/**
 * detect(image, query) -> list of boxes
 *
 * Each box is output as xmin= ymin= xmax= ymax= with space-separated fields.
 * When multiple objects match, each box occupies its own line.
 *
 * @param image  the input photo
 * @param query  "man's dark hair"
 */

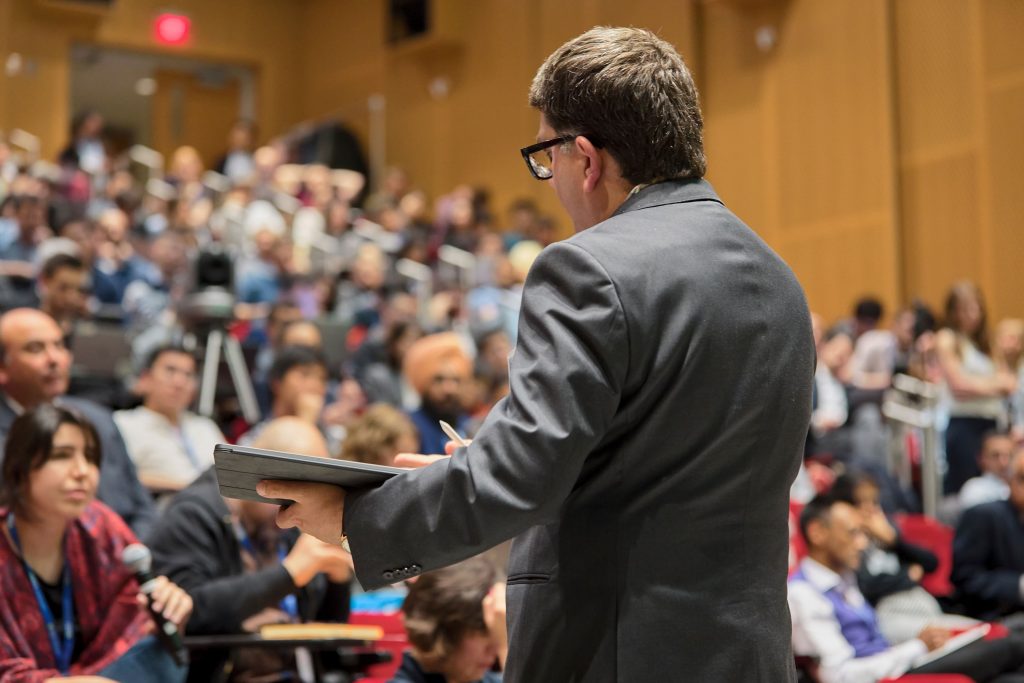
xmin=830 ymin=470 xmax=879 ymax=507
xmin=799 ymin=493 xmax=840 ymax=546
xmin=40 ymin=253 xmax=84 ymax=280
xmin=528 ymin=26 xmax=706 ymax=185
xmin=142 ymin=343 xmax=195 ymax=372
xmin=269 ymin=345 xmax=327 ymax=384
xmin=0 ymin=404 xmax=101 ymax=518
xmin=854 ymin=297 xmax=884 ymax=324
xmin=401 ymin=556 xmax=498 ymax=666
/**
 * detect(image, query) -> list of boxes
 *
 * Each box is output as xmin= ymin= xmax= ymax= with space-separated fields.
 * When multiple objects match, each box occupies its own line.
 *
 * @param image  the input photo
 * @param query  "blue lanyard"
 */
xmin=234 ymin=523 xmax=299 ymax=620
xmin=7 ymin=515 xmax=75 ymax=673
xmin=174 ymin=425 xmax=203 ymax=473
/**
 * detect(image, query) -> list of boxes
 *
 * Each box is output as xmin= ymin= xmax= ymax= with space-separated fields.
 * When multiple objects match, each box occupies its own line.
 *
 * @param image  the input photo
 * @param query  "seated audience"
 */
xmin=0 ymin=308 xmax=156 ymax=538
xmin=0 ymin=404 xmax=191 ymax=682
xmin=114 ymin=344 xmax=225 ymax=493
xmin=240 ymin=345 xmax=329 ymax=446
xmin=340 ymin=403 xmax=419 ymax=467
xmin=393 ymin=557 xmax=506 ymax=683
xmin=37 ymin=253 xmax=89 ymax=337
xmin=359 ymin=319 xmax=423 ymax=408
xmin=960 ymin=431 xmax=1014 ymax=511
xmin=833 ymin=471 xmax=976 ymax=644
xmin=403 ymin=333 xmax=473 ymax=455
xmin=936 ymin=282 xmax=1016 ymax=495
xmin=953 ymin=445 xmax=1024 ymax=621
xmin=148 ymin=417 xmax=353 ymax=683
xmin=790 ymin=494 xmax=1024 ymax=683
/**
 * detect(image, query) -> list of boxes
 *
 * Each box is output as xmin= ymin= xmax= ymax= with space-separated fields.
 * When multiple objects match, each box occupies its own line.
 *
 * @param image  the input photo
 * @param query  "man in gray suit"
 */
xmin=260 ymin=27 xmax=814 ymax=681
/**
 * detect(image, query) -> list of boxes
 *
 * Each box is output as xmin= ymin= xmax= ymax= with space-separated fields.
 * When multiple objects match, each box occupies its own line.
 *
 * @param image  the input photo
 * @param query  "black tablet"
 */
xmin=213 ymin=443 xmax=405 ymax=505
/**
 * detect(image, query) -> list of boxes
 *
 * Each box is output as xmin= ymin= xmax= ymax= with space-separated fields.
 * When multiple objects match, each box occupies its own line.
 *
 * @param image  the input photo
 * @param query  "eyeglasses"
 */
xmin=520 ymin=134 xmax=602 ymax=180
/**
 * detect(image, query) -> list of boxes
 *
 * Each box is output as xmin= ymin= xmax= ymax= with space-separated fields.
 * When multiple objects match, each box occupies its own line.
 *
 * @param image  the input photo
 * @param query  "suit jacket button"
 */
xmin=383 ymin=571 xmax=395 ymax=581
xmin=410 ymin=564 xmax=421 ymax=574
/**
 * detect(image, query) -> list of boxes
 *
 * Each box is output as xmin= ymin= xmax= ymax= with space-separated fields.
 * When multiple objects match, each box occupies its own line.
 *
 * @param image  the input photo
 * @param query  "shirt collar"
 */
xmin=799 ymin=557 xmax=848 ymax=593
xmin=2 ymin=393 xmax=24 ymax=416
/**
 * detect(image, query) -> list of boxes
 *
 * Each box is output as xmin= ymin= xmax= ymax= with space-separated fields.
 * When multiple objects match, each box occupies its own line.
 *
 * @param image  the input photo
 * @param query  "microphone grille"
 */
xmin=121 ymin=543 xmax=152 ymax=573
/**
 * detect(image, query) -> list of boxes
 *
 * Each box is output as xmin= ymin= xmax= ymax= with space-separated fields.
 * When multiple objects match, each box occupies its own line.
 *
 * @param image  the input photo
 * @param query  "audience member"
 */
xmin=213 ymin=119 xmax=257 ymax=185
xmin=240 ymin=345 xmax=328 ymax=446
xmin=393 ymin=556 xmax=506 ymax=683
xmin=402 ymin=332 xmax=473 ymax=454
xmin=0 ymin=404 xmax=191 ymax=681
xmin=0 ymin=308 xmax=156 ymax=537
xmin=952 ymin=445 xmax=1024 ymax=621
xmin=340 ymin=403 xmax=419 ymax=467
xmin=790 ymin=495 xmax=1024 ymax=683
xmin=114 ymin=344 xmax=224 ymax=494
xmin=995 ymin=319 xmax=1024 ymax=445
xmin=960 ymin=431 xmax=1014 ymax=510
xmin=359 ymin=319 xmax=423 ymax=408
xmin=832 ymin=472 xmax=975 ymax=644
xmin=148 ymin=417 xmax=352 ymax=683
xmin=937 ymin=282 xmax=1017 ymax=494
xmin=37 ymin=252 xmax=89 ymax=336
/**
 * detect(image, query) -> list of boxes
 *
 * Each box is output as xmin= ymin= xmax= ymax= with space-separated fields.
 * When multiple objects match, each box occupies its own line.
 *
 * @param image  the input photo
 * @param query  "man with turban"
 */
xmin=403 ymin=332 xmax=473 ymax=455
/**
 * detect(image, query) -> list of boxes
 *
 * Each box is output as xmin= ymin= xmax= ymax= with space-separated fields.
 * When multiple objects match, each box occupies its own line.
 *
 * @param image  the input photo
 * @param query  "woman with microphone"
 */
xmin=0 ymin=404 xmax=192 ymax=682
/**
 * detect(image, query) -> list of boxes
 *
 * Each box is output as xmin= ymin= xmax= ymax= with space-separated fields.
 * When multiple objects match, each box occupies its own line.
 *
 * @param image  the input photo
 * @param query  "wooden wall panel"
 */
xmin=895 ymin=0 xmax=1024 ymax=324
xmin=701 ymin=0 xmax=900 ymax=322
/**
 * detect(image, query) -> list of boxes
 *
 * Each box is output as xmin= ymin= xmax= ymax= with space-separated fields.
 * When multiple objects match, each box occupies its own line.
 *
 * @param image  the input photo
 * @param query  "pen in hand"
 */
xmin=439 ymin=420 xmax=469 ymax=448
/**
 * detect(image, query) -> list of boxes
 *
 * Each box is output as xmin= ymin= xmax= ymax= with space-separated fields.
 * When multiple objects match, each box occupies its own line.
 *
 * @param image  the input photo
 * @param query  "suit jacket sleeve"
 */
xmin=344 ymin=241 xmax=629 ymax=589
xmin=952 ymin=505 xmax=1023 ymax=608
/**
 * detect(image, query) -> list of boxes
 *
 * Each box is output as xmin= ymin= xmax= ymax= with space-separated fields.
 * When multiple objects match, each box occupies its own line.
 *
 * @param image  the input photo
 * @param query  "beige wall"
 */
xmin=1 ymin=0 xmax=304 ymax=160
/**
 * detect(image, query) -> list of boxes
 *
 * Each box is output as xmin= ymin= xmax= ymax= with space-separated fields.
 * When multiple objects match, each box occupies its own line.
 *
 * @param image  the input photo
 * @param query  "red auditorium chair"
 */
xmin=349 ymin=611 xmax=408 ymax=682
xmin=896 ymin=513 xmax=955 ymax=598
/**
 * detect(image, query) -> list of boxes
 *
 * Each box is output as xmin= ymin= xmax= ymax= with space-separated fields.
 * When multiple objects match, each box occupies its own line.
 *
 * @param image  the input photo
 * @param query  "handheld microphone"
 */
xmin=121 ymin=543 xmax=189 ymax=667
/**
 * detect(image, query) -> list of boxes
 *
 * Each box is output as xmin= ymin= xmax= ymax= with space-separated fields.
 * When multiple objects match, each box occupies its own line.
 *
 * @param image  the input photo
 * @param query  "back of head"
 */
xmin=340 ymin=403 xmax=418 ymax=466
xmin=528 ymin=26 xmax=706 ymax=185
xmin=402 ymin=556 xmax=497 ymax=666
xmin=252 ymin=416 xmax=330 ymax=459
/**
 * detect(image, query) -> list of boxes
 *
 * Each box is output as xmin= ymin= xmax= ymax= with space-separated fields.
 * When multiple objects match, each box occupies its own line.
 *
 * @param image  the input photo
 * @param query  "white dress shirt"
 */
xmin=789 ymin=557 xmax=927 ymax=683
xmin=959 ymin=472 xmax=1010 ymax=510
xmin=113 ymin=405 xmax=224 ymax=487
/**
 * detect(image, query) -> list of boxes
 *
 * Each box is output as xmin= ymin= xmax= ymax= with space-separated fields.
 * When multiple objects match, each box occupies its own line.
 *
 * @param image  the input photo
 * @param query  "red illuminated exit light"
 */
xmin=154 ymin=13 xmax=191 ymax=46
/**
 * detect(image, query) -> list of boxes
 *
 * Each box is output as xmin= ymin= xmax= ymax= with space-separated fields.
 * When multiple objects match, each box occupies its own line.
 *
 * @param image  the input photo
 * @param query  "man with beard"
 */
xmin=403 ymin=332 xmax=472 ymax=455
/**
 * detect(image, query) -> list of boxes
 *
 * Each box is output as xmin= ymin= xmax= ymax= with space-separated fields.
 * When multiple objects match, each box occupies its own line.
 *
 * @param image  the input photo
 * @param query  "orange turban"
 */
xmin=403 ymin=332 xmax=473 ymax=396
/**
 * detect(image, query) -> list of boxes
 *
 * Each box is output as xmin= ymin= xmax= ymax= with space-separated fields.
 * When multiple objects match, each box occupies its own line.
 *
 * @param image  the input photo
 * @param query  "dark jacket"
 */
xmin=148 ymin=467 xmax=351 ymax=682
xmin=952 ymin=500 xmax=1024 ymax=620
xmin=857 ymin=532 xmax=939 ymax=605
xmin=0 ymin=392 xmax=157 ymax=539
xmin=344 ymin=179 xmax=815 ymax=682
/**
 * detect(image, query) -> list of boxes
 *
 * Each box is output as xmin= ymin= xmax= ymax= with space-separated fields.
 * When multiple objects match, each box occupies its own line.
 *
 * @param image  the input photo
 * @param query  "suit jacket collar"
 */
xmin=612 ymin=177 xmax=722 ymax=218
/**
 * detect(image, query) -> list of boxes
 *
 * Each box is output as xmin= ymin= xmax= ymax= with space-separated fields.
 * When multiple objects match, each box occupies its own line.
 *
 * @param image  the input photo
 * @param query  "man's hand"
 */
xmin=257 ymin=480 xmax=346 ymax=546
xmin=140 ymin=576 xmax=193 ymax=628
xmin=393 ymin=439 xmax=471 ymax=469
xmin=282 ymin=533 xmax=354 ymax=587
xmin=483 ymin=581 xmax=508 ymax=669
xmin=917 ymin=626 xmax=952 ymax=652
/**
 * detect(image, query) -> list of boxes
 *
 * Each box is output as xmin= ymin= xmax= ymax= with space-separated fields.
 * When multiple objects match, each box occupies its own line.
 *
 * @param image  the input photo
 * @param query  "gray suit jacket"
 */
xmin=345 ymin=179 xmax=814 ymax=682
xmin=0 ymin=392 xmax=157 ymax=539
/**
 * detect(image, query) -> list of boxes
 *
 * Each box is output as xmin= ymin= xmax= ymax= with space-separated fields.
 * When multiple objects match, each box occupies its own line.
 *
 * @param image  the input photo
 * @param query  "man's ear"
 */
xmin=806 ymin=517 xmax=829 ymax=549
xmin=576 ymin=136 xmax=603 ymax=193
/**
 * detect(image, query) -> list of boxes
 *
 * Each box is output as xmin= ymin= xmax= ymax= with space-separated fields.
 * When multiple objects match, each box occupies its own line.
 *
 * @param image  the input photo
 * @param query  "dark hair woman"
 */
xmin=0 ymin=405 xmax=191 ymax=682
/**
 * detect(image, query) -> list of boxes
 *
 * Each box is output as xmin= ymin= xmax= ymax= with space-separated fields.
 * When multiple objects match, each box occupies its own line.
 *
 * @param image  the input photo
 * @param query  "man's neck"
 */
xmin=145 ymin=401 xmax=182 ymax=425
xmin=807 ymin=550 xmax=845 ymax=576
